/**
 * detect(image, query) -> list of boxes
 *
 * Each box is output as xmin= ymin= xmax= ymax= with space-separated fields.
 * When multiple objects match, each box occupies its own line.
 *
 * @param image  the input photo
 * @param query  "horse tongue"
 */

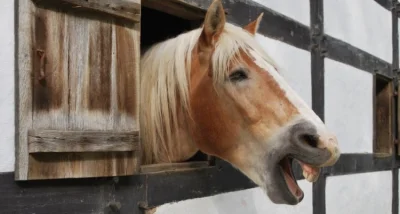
xmin=298 ymin=161 xmax=320 ymax=182
xmin=282 ymin=158 xmax=303 ymax=199
xmin=283 ymin=170 xmax=303 ymax=198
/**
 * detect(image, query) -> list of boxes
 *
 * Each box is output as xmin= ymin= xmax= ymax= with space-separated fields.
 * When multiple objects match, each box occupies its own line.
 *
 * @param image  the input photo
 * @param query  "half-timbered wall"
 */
xmin=0 ymin=0 xmax=398 ymax=213
xmin=152 ymin=0 xmax=397 ymax=213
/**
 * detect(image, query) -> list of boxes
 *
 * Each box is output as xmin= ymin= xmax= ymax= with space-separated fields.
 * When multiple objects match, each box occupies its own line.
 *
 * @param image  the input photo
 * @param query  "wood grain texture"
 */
xmin=87 ymin=21 xmax=112 ymax=112
xmin=140 ymin=161 xmax=210 ymax=174
xmin=28 ymin=130 xmax=139 ymax=153
xmin=16 ymin=0 xmax=35 ymax=180
xmin=16 ymin=0 xmax=141 ymax=180
xmin=116 ymin=25 xmax=138 ymax=116
xmin=142 ymin=0 xmax=207 ymax=20
xmin=32 ymin=0 xmax=141 ymax=23
xmin=373 ymin=76 xmax=393 ymax=157
xmin=32 ymin=8 xmax=66 ymax=112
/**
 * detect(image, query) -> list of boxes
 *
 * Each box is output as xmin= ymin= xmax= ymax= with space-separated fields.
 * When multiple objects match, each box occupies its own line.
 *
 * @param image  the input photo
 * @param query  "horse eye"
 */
xmin=229 ymin=70 xmax=248 ymax=82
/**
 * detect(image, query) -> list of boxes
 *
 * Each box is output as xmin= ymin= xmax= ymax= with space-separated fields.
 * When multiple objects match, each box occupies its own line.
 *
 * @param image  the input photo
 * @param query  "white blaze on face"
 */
xmin=248 ymin=48 xmax=328 ymax=135
xmin=248 ymin=48 xmax=340 ymax=183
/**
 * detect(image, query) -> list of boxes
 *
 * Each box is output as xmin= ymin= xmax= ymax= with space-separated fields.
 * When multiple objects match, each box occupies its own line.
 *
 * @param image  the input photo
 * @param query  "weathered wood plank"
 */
xmin=28 ymin=130 xmax=139 ymax=153
xmin=28 ymin=152 xmax=139 ymax=180
xmin=16 ymin=0 xmax=35 ymax=180
xmin=86 ymin=20 xmax=112 ymax=112
xmin=115 ymin=24 xmax=138 ymax=117
xmin=140 ymin=161 xmax=210 ymax=174
xmin=32 ymin=9 xmax=66 ymax=112
xmin=28 ymin=5 xmax=72 ymax=180
xmin=142 ymin=0 xmax=207 ymax=20
xmin=373 ymin=75 xmax=393 ymax=157
xmin=32 ymin=0 xmax=141 ymax=23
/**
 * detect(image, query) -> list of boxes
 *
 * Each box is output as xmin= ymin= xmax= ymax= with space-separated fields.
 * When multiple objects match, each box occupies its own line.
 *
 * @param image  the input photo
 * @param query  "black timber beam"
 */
xmin=0 ymin=154 xmax=397 ymax=213
xmin=145 ymin=0 xmax=394 ymax=78
xmin=375 ymin=0 xmax=393 ymax=10
xmin=309 ymin=0 xmax=326 ymax=213
xmin=391 ymin=0 xmax=399 ymax=213
xmin=323 ymin=35 xmax=392 ymax=78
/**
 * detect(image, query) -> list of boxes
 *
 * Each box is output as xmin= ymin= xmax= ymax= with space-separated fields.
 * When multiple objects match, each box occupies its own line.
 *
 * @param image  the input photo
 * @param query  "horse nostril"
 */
xmin=300 ymin=134 xmax=318 ymax=148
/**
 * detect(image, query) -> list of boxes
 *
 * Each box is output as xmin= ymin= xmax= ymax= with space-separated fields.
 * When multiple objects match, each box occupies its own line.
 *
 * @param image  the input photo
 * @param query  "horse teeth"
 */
xmin=303 ymin=170 xmax=319 ymax=182
xmin=303 ymin=171 xmax=310 ymax=182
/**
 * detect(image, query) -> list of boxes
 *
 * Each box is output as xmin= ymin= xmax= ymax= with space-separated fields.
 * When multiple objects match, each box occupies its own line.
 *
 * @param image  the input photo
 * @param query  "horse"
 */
xmin=139 ymin=0 xmax=340 ymax=205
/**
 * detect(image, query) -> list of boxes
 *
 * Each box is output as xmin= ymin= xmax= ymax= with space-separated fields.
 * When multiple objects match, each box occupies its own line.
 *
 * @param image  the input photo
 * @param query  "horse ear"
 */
xmin=199 ymin=0 xmax=226 ymax=48
xmin=244 ymin=13 xmax=264 ymax=35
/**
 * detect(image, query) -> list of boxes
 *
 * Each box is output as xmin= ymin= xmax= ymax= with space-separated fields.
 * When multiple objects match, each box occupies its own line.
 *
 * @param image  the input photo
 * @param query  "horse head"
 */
xmin=140 ymin=0 xmax=340 ymax=205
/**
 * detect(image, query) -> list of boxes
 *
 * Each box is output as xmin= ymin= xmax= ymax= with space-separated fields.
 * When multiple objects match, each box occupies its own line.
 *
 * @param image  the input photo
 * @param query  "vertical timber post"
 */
xmin=310 ymin=0 xmax=326 ymax=213
xmin=392 ymin=1 xmax=399 ymax=214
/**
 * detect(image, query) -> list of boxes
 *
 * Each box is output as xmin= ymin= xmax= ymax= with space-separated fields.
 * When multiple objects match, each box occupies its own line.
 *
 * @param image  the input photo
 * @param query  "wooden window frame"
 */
xmin=373 ymin=74 xmax=394 ymax=157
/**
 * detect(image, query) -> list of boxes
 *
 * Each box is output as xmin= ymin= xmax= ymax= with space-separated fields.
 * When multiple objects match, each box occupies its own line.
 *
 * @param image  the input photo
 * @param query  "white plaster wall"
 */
xmin=325 ymin=59 xmax=373 ymax=154
xmin=326 ymin=171 xmax=392 ymax=214
xmin=255 ymin=34 xmax=312 ymax=106
xmin=324 ymin=0 xmax=392 ymax=62
xmin=155 ymin=181 xmax=312 ymax=214
xmin=0 ymin=0 xmax=15 ymax=173
xmin=252 ymin=0 xmax=309 ymax=26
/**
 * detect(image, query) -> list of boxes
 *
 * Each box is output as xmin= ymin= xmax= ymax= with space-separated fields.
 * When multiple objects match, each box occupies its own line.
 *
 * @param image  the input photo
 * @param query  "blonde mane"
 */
xmin=140 ymin=23 xmax=278 ymax=164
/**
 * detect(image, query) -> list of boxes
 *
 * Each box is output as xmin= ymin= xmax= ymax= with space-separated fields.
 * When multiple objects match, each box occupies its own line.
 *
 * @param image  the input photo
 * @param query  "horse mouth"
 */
xmin=275 ymin=155 xmax=321 ymax=204
xmin=278 ymin=157 xmax=303 ymax=201
xmin=264 ymin=120 xmax=338 ymax=205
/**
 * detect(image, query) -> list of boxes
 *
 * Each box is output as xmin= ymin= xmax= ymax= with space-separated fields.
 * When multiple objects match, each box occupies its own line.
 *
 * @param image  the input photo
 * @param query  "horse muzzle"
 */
xmin=262 ymin=118 xmax=340 ymax=205
xmin=286 ymin=119 xmax=340 ymax=168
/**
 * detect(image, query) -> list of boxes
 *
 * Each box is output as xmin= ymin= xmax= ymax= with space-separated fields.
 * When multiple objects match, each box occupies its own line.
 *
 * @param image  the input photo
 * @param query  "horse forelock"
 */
xmin=140 ymin=22 xmax=280 ymax=164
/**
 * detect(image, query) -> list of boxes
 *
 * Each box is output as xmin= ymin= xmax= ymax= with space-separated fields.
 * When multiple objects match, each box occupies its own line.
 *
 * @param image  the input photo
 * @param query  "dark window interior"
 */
xmin=140 ymin=7 xmax=202 ymax=54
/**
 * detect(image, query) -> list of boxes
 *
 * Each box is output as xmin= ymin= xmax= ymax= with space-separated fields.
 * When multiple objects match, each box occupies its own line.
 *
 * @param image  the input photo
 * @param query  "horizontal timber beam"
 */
xmin=31 ymin=0 xmax=141 ymax=23
xmin=150 ymin=0 xmax=394 ymax=78
xmin=323 ymin=153 xmax=397 ymax=176
xmin=0 ymin=154 xmax=398 ymax=213
xmin=142 ymin=0 xmax=209 ymax=20
xmin=323 ymin=35 xmax=393 ymax=78
xmin=375 ymin=0 xmax=393 ymax=10
xmin=0 ymin=172 xmax=146 ymax=214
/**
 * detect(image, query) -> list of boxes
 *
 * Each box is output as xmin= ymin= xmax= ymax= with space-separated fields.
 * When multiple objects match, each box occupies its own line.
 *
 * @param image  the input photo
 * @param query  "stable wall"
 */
xmin=324 ymin=0 xmax=391 ymax=154
xmin=153 ymin=0 xmax=394 ymax=213
xmin=0 ymin=0 xmax=394 ymax=214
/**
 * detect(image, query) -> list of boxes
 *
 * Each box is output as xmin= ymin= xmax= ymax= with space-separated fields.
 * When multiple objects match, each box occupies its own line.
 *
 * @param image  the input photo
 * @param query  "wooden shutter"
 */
xmin=15 ymin=0 xmax=141 ymax=180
